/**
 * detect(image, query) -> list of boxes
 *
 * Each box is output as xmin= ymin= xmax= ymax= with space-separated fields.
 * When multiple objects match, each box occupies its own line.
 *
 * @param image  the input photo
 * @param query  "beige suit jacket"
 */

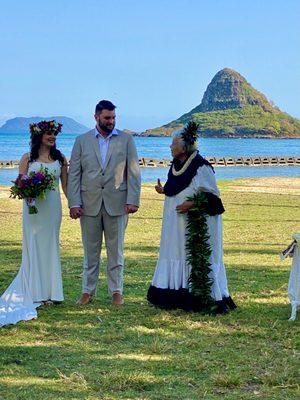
xmin=67 ymin=129 xmax=141 ymax=216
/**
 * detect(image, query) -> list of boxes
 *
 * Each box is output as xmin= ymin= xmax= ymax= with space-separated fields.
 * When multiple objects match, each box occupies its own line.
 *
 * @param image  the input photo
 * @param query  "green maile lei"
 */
xmin=186 ymin=191 xmax=216 ymax=312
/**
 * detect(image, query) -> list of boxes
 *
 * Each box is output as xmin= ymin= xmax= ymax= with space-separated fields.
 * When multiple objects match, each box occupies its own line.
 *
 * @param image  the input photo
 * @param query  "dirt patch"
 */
xmin=223 ymin=177 xmax=300 ymax=195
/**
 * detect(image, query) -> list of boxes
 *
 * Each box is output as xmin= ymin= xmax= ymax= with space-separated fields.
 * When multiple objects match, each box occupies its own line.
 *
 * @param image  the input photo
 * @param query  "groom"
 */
xmin=67 ymin=100 xmax=141 ymax=305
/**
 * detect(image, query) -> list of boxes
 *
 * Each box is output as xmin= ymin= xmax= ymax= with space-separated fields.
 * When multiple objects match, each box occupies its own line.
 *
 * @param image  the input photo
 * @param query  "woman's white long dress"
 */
xmin=0 ymin=161 xmax=64 ymax=327
xmin=150 ymin=165 xmax=232 ymax=306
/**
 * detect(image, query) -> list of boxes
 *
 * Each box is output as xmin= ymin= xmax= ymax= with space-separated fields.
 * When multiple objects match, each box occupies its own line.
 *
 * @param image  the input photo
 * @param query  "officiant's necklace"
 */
xmin=172 ymin=151 xmax=197 ymax=176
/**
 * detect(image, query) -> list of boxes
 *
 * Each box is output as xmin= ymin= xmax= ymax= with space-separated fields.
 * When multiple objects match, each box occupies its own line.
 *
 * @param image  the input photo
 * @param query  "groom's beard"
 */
xmin=98 ymin=122 xmax=115 ymax=134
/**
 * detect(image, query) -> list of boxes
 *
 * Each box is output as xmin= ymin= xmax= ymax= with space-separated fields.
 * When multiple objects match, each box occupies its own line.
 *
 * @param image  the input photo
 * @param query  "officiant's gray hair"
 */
xmin=172 ymin=129 xmax=198 ymax=154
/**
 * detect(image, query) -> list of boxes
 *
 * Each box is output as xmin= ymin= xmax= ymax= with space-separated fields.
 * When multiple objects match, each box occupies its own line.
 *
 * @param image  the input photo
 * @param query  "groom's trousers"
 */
xmin=80 ymin=204 xmax=128 ymax=296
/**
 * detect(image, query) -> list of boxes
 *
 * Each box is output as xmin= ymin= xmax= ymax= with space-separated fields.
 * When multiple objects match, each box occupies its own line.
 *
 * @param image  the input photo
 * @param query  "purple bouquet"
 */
xmin=10 ymin=167 xmax=57 ymax=214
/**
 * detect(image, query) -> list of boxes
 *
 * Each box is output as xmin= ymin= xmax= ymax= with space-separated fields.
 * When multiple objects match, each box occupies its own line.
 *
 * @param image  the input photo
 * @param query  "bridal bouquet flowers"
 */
xmin=10 ymin=167 xmax=57 ymax=214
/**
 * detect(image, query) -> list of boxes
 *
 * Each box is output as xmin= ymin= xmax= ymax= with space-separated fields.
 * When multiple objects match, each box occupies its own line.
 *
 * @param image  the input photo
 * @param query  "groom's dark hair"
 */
xmin=95 ymin=100 xmax=116 ymax=114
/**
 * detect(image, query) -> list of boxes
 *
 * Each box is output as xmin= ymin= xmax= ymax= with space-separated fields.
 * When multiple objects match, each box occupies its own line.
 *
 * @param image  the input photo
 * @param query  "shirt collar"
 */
xmin=95 ymin=127 xmax=118 ymax=139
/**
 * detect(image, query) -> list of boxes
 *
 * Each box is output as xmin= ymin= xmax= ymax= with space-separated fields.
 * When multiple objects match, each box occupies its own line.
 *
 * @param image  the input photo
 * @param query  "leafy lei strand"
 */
xmin=186 ymin=191 xmax=215 ymax=311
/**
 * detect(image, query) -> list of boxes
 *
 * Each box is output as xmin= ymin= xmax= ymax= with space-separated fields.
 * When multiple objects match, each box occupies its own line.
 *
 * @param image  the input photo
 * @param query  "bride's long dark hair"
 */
xmin=29 ymin=133 xmax=64 ymax=166
xmin=29 ymin=121 xmax=64 ymax=166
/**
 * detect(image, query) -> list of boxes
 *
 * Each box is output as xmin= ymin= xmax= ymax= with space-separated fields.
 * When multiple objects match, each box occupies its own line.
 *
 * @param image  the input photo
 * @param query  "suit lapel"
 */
xmin=104 ymin=134 xmax=117 ymax=169
xmin=90 ymin=131 xmax=104 ymax=170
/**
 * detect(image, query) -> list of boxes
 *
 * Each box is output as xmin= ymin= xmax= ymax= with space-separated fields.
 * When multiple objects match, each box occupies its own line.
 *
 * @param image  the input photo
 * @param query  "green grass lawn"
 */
xmin=0 ymin=180 xmax=299 ymax=400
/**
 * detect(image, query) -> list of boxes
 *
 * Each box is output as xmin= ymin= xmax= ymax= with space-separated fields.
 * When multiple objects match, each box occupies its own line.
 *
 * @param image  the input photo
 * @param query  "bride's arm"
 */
xmin=19 ymin=153 xmax=30 ymax=175
xmin=60 ymin=155 xmax=68 ymax=198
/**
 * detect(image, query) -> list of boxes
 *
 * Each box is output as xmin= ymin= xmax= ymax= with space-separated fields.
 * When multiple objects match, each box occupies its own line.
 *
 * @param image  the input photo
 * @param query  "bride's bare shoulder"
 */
xmin=19 ymin=153 xmax=31 ymax=173
xmin=20 ymin=152 xmax=30 ymax=162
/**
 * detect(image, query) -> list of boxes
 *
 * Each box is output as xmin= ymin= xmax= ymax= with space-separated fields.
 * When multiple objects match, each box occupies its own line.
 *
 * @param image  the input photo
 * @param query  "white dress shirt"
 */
xmin=95 ymin=127 xmax=118 ymax=167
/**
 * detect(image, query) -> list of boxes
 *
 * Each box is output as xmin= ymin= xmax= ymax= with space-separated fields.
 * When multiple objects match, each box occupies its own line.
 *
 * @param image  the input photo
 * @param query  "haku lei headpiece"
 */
xmin=181 ymin=120 xmax=199 ymax=145
xmin=29 ymin=120 xmax=63 ymax=135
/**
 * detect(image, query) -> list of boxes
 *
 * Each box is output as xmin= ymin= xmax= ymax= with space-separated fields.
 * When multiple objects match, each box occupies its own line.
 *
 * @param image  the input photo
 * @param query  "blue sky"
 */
xmin=0 ymin=0 xmax=299 ymax=130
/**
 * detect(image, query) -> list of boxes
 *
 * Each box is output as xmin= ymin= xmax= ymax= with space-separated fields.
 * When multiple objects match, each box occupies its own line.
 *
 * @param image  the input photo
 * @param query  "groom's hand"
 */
xmin=70 ymin=207 xmax=83 ymax=219
xmin=125 ymin=204 xmax=139 ymax=214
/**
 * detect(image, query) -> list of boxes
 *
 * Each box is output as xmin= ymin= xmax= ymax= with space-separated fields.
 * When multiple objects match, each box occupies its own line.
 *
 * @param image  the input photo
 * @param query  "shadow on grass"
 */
xmin=126 ymin=244 xmax=159 ymax=253
xmin=1 ymin=260 xmax=298 ymax=399
xmin=0 ymin=245 xmax=291 ymax=297
xmin=0 ymin=241 xmax=23 ymax=247
xmin=224 ymin=247 xmax=281 ymax=255
xmin=0 ymin=381 xmax=91 ymax=400
xmin=224 ymin=242 xmax=287 ymax=247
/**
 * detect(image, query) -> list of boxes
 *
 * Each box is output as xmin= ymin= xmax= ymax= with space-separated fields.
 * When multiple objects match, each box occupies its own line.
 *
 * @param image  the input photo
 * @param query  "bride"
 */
xmin=0 ymin=120 xmax=68 ymax=327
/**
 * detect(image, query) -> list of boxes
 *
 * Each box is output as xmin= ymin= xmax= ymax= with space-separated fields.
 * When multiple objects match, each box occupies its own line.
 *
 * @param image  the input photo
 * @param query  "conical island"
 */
xmin=142 ymin=68 xmax=300 ymax=137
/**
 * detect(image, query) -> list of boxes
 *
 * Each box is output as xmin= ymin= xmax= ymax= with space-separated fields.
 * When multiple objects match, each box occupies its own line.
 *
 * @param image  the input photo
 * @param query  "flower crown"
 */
xmin=29 ymin=120 xmax=63 ymax=136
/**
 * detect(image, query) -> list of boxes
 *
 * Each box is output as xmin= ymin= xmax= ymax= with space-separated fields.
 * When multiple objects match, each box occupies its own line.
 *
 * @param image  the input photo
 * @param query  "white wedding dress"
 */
xmin=0 ymin=160 xmax=64 ymax=327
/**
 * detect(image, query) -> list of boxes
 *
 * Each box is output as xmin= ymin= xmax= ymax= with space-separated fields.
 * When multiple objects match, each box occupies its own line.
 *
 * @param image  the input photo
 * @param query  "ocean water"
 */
xmin=0 ymin=132 xmax=299 ymax=185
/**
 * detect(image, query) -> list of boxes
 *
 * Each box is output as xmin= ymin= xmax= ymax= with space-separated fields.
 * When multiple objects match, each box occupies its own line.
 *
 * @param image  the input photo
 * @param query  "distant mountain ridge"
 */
xmin=0 ymin=116 xmax=89 ymax=134
xmin=142 ymin=68 xmax=300 ymax=137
